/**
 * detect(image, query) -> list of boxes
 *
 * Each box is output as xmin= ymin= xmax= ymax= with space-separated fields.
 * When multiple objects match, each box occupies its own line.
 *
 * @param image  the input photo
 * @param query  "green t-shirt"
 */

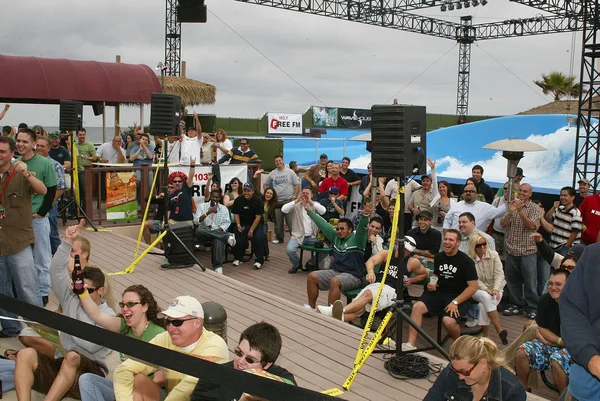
xmin=119 ymin=318 xmax=165 ymax=362
xmin=75 ymin=140 xmax=96 ymax=172
xmin=19 ymin=154 xmax=58 ymax=213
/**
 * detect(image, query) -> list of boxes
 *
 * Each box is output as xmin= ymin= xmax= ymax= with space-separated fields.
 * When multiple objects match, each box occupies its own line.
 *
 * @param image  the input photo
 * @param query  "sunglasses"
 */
xmin=172 ymin=180 xmax=183 ymax=183
xmin=87 ymin=287 xmax=97 ymax=294
xmin=463 ymin=190 xmax=476 ymax=193
xmin=475 ymin=242 xmax=487 ymax=248
xmin=234 ymin=348 xmax=262 ymax=365
xmin=240 ymin=142 xmax=248 ymax=145
xmin=166 ymin=317 xmax=198 ymax=327
xmin=335 ymin=226 xmax=348 ymax=231
xmin=119 ymin=301 xmax=142 ymax=308
xmin=168 ymin=185 xmax=175 ymax=189
xmin=449 ymin=361 xmax=478 ymax=377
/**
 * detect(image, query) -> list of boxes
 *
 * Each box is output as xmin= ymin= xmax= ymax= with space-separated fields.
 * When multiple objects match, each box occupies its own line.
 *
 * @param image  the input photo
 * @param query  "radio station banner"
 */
xmin=267 ymin=113 xmax=302 ymax=134
xmin=169 ymin=165 xmax=248 ymax=207
xmin=106 ymin=172 xmax=138 ymax=222
xmin=345 ymin=185 xmax=362 ymax=220
xmin=312 ymin=106 xmax=338 ymax=128
xmin=338 ymin=108 xmax=372 ymax=129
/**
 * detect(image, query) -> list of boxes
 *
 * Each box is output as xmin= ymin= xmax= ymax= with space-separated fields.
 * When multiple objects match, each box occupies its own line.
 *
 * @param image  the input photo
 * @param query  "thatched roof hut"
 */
xmin=163 ymin=76 xmax=216 ymax=105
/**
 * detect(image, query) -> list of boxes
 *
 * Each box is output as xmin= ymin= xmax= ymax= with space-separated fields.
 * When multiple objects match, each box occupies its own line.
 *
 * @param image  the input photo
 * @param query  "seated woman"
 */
xmin=467 ymin=233 xmax=509 ymax=345
xmin=425 ymin=335 xmax=526 ymax=401
xmin=77 ymin=284 xmax=167 ymax=401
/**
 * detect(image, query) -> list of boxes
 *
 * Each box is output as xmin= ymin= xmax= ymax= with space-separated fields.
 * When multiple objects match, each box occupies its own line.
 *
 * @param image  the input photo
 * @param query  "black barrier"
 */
xmin=0 ymin=294 xmax=343 ymax=401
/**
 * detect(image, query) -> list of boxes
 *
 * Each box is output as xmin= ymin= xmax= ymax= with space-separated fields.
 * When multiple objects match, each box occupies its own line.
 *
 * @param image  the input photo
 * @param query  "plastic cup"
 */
xmin=429 ymin=275 xmax=439 ymax=285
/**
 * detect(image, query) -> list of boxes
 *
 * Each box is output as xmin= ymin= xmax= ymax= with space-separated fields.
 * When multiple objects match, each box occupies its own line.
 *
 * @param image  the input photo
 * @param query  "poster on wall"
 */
xmin=267 ymin=113 xmax=303 ymax=134
xmin=338 ymin=108 xmax=372 ymax=129
xmin=344 ymin=185 xmax=362 ymax=220
xmin=312 ymin=106 xmax=338 ymax=127
xmin=106 ymin=172 xmax=138 ymax=222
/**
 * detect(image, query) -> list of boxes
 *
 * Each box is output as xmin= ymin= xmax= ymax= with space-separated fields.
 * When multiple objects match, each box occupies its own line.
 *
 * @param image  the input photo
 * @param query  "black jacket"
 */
xmin=478 ymin=179 xmax=495 ymax=204
xmin=191 ymin=360 xmax=296 ymax=401
xmin=424 ymin=366 xmax=526 ymax=401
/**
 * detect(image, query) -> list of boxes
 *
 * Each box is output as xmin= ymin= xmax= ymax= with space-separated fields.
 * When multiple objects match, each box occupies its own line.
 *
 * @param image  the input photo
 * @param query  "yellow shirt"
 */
xmin=113 ymin=329 xmax=229 ymax=401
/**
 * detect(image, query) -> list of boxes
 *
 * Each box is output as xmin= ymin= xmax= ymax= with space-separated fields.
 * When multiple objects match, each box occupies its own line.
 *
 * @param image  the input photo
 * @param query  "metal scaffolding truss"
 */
xmin=456 ymin=16 xmax=474 ymax=120
xmin=165 ymin=0 xmax=182 ymax=76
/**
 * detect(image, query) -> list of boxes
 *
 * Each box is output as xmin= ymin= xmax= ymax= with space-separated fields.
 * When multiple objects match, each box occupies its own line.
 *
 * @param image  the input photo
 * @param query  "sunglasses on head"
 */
xmin=119 ymin=301 xmax=141 ymax=308
xmin=475 ymin=242 xmax=487 ymax=248
xmin=234 ymin=348 xmax=262 ymax=365
xmin=166 ymin=317 xmax=198 ymax=327
xmin=449 ymin=361 xmax=479 ymax=377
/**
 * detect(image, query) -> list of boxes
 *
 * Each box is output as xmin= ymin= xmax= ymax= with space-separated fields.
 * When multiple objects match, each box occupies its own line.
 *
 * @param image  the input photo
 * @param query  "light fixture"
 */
xmin=482 ymin=139 xmax=547 ymax=202
xmin=481 ymin=0 xmax=487 ymax=4
xmin=472 ymin=0 xmax=479 ymax=5
xmin=448 ymin=2 xmax=455 ymax=10
xmin=441 ymin=3 xmax=447 ymax=10
xmin=464 ymin=0 xmax=470 ymax=7
xmin=456 ymin=1 xmax=462 ymax=8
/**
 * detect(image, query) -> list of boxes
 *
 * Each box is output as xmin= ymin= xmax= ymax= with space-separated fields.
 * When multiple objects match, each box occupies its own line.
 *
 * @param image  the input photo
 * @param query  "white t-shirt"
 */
xmin=180 ymin=135 xmax=202 ymax=165
xmin=216 ymin=139 xmax=233 ymax=165
xmin=96 ymin=142 xmax=126 ymax=163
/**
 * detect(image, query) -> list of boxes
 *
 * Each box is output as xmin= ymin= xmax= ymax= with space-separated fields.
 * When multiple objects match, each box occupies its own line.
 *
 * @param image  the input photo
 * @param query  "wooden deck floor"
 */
xmin=58 ymin=225 xmax=555 ymax=400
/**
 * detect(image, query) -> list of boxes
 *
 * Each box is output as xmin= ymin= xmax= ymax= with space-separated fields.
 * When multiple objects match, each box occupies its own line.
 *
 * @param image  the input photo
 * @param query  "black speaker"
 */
xmin=370 ymin=104 xmax=426 ymax=178
xmin=92 ymin=103 xmax=104 ymax=116
xmin=59 ymin=100 xmax=83 ymax=132
xmin=163 ymin=222 xmax=196 ymax=265
xmin=150 ymin=93 xmax=181 ymax=136
xmin=177 ymin=5 xmax=207 ymax=23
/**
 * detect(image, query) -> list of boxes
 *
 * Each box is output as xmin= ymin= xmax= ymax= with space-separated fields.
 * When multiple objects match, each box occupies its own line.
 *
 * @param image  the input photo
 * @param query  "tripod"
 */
xmin=58 ymin=131 xmax=96 ymax=231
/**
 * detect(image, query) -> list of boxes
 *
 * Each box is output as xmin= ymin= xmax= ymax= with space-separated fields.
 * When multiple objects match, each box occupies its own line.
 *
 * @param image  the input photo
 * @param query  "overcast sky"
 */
xmin=0 ymin=0 xmax=583 ymax=128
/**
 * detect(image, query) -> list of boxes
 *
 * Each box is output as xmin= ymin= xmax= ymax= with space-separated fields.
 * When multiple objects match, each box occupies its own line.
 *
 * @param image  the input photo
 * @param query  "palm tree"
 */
xmin=534 ymin=72 xmax=582 ymax=101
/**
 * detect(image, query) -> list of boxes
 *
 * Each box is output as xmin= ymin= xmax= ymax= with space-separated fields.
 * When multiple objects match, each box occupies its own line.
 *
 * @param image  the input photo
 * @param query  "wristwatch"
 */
xmin=452 ymin=300 xmax=458 ymax=305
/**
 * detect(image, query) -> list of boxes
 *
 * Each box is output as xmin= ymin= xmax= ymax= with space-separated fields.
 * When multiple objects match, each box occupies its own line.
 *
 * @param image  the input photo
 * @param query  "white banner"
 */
xmin=169 ymin=165 xmax=247 ymax=206
xmin=345 ymin=185 xmax=362 ymax=220
xmin=267 ymin=113 xmax=302 ymax=134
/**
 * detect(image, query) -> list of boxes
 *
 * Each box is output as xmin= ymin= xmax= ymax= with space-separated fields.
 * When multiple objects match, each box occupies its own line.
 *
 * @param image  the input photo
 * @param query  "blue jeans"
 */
xmin=505 ymin=253 xmax=538 ymax=313
xmin=0 ymin=245 xmax=42 ymax=336
xmin=286 ymin=236 xmax=322 ymax=269
xmin=48 ymin=205 xmax=61 ymax=255
xmin=0 ymin=359 xmax=15 ymax=392
xmin=79 ymin=372 xmax=115 ymax=401
xmin=32 ymin=216 xmax=52 ymax=296
xmin=536 ymin=251 xmax=551 ymax=296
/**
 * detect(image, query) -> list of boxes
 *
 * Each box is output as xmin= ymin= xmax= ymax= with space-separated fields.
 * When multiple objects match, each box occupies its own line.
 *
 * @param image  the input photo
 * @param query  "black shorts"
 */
xmin=420 ymin=291 xmax=468 ymax=319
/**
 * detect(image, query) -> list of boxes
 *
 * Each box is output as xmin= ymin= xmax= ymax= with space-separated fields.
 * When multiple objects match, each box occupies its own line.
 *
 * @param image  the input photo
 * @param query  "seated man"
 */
xmin=7 ymin=220 xmax=116 ymax=400
xmin=406 ymin=210 xmax=442 ymax=259
xmin=113 ymin=296 xmax=230 ymax=401
xmin=283 ymin=187 xmax=327 ymax=274
xmin=364 ymin=216 xmax=385 ymax=261
xmin=515 ymin=269 xmax=571 ymax=394
xmin=318 ymin=236 xmax=428 ymax=321
xmin=403 ymin=229 xmax=478 ymax=351
xmin=304 ymin=201 xmax=373 ymax=311
xmin=194 ymin=189 xmax=236 ymax=275
xmin=191 ymin=322 xmax=297 ymax=400
xmin=319 ymin=186 xmax=345 ymax=222
xmin=231 ymin=183 xmax=267 ymax=269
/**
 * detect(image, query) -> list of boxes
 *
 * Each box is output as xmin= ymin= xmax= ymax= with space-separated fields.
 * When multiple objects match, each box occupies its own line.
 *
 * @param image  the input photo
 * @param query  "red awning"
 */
xmin=0 ymin=54 xmax=163 ymax=106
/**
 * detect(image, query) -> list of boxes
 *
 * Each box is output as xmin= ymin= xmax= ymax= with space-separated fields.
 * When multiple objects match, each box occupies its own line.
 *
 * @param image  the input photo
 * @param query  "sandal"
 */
xmin=3 ymin=349 xmax=18 ymax=360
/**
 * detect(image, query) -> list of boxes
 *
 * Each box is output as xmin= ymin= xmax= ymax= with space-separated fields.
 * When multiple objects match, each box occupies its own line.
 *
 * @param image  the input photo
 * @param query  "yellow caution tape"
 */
xmin=321 ymin=388 xmax=344 ymax=396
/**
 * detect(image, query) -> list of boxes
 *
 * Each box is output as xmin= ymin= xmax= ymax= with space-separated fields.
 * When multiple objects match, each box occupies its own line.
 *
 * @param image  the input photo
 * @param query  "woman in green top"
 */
xmin=77 ymin=285 xmax=167 ymax=401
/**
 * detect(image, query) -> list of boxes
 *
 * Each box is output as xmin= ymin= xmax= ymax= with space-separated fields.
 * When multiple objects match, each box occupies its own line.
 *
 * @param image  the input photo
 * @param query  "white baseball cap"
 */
xmin=403 ymin=236 xmax=417 ymax=253
xmin=159 ymin=296 xmax=204 ymax=319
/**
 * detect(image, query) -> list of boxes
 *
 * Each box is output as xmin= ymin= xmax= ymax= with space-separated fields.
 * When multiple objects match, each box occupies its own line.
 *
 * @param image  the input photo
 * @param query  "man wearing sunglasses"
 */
xmin=2 ymin=220 xmax=115 ymax=400
xmin=444 ymin=183 xmax=507 ymax=233
xmin=114 ymin=295 xmax=229 ymax=401
xmin=217 ymin=138 xmax=258 ymax=165
xmin=192 ymin=322 xmax=297 ymax=400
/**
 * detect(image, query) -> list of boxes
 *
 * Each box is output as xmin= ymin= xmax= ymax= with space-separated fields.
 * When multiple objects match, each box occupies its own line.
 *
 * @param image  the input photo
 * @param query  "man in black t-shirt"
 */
xmin=231 ymin=183 xmax=266 ymax=269
xmin=403 ymin=229 xmax=478 ymax=351
xmin=167 ymin=165 xmax=195 ymax=223
xmin=318 ymin=236 xmax=428 ymax=322
xmin=406 ymin=210 xmax=442 ymax=258
xmin=515 ymin=269 xmax=571 ymax=394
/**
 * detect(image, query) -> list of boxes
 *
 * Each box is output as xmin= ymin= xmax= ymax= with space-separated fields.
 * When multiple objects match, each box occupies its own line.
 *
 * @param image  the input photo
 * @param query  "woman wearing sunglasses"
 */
xmin=425 ymin=335 xmax=526 ymax=401
xmin=467 ymin=233 xmax=509 ymax=345
xmin=77 ymin=284 xmax=166 ymax=401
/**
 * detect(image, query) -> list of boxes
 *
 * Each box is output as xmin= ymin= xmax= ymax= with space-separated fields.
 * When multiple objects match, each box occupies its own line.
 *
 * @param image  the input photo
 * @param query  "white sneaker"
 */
xmin=401 ymin=342 xmax=416 ymax=352
xmin=232 ymin=260 xmax=241 ymax=266
xmin=253 ymin=262 xmax=262 ymax=269
xmin=214 ymin=267 xmax=223 ymax=275
xmin=465 ymin=317 xmax=478 ymax=328
xmin=272 ymin=239 xmax=280 ymax=244
xmin=317 ymin=305 xmax=333 ymax=316
xmin=303 ymin=304 xmax=317 ymax=311
xmin=227 ymin=234 xmax=236 ymax=247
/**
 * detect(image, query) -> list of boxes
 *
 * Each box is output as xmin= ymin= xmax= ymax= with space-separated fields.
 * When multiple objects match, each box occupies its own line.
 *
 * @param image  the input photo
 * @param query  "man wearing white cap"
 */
xmin=113 ymin=295 xmax=229 ymax=401
xmin=318 ymin=236 xmax=428 ymax=322
xmin=575 ymin=178 xmax=591 ymax=208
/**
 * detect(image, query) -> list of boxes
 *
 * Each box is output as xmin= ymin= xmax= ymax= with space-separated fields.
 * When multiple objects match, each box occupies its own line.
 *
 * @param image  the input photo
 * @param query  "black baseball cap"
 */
xmin=319 ymin=153 xmax=328 ymax=159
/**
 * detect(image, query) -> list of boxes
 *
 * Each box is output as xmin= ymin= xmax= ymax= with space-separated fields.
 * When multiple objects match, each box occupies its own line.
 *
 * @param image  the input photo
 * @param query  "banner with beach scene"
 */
xmin=106 ymin=172 xmax=138 ymax=222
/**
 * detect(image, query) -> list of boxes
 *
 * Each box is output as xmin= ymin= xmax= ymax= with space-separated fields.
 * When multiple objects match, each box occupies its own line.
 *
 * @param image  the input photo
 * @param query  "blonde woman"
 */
xmin=424 ymin=336 xmax=526 ymax=401
xmin=211 ymin=128 xmax=233 ymax=164
xmin=468 ymin=233 xmax=508 ymax=345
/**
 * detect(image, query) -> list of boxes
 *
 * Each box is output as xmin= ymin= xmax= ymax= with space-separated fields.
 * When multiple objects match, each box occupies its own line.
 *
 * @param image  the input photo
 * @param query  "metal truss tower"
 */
xmin=456 ymin=16 xmax=474 ymax=123
xmin=165 ymin=0 xmax=182 ymax=76
xmin=574 ymin=1 xmax=600 ymax=189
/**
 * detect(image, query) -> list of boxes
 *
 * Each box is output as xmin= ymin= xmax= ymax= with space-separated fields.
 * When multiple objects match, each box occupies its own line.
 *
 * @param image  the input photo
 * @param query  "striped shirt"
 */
xmin=504 ymin=200 xmax=543 ymax=256
xmin=549 ymin=205 xmax=582 ymax=249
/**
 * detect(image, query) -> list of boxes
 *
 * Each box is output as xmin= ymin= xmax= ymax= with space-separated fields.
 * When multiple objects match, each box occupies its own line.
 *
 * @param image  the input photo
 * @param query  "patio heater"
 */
xmin=482 ymin=139 xmax=547 ymax=201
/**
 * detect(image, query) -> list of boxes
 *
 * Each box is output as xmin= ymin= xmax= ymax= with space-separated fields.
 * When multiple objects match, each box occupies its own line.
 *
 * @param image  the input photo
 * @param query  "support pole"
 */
xmin=456 ymin=16 xmax=474 ymax=124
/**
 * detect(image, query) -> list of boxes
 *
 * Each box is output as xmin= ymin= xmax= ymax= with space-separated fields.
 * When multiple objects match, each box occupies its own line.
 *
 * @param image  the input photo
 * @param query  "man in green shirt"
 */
xmin=16 ymin=129 xmax=58 ymax=306
xmin=74 ymin=128 xmax=95 ymax=209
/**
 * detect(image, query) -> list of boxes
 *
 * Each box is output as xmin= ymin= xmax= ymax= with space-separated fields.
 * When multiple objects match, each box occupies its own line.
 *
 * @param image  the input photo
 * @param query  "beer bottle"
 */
xmin=72 ymin=255 xmax=85 ymax=295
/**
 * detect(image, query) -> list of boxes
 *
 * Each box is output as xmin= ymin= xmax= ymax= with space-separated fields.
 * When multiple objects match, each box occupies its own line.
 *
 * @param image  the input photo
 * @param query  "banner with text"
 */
xmin=106 ymin=172 xmax=138 ymax=222
xmin=312 ymin=106 xmax=338 ymax=128
xmin=169 ymin=165 xmax=247 ymax=208
xmin=268 ymin=113 xmax=303 ymax=134
xmin=344 ymin=185 xmax=362 ymax=220
xmin=338 ymin=108 xmax=372 ymax=129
